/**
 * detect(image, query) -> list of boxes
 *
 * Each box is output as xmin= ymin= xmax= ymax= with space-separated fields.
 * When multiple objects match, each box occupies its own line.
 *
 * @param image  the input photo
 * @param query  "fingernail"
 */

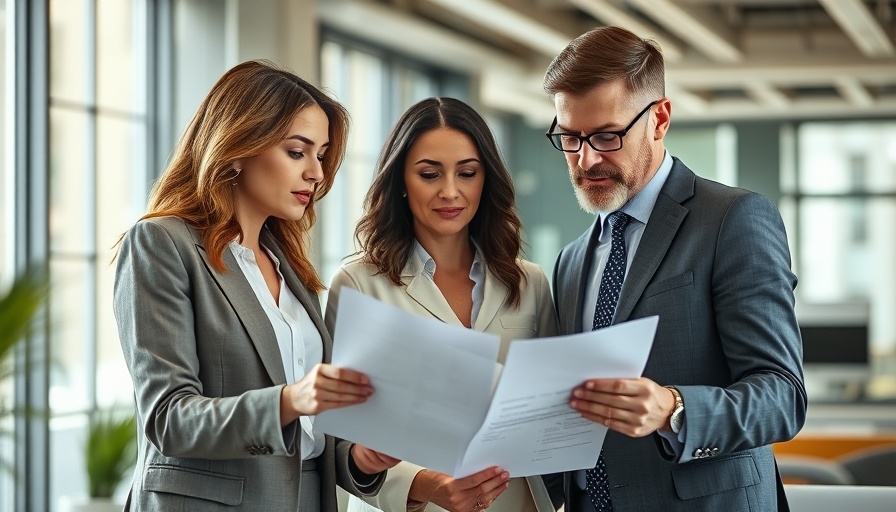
xmin=573 ymin=389 xmax=583 ymax=398
xmin=570 ymin=400 xmax=578 ymax=408
xmin=586 ymin=382 xmax=595 ymax=390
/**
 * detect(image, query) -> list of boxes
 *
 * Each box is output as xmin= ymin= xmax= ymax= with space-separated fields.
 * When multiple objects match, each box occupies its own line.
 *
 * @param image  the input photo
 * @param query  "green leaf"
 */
xmin=0 ymin=269 xmax=47 ymax=477
xmin=85 ymin=410 xmax=137 ymax=498
xmin=0 ymin=269 xmax=47 ymax=365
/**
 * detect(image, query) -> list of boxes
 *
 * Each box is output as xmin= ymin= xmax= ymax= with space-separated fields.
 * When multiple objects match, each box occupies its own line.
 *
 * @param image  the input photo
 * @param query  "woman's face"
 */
xmin=403 ymin=127 xmax=485 ymax=243
xmin=233 ymin=104 xmax=329 ymax=228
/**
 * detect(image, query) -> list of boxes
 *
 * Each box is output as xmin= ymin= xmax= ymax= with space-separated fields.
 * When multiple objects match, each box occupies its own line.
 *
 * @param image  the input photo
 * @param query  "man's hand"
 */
xmin=570 ymin=377 xmax=676 ymax=437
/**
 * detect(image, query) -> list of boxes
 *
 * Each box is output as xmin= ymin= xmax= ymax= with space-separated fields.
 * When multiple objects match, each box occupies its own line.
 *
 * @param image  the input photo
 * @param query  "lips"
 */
xmin=292 ymin=190 xmax=312 ymax=205
xmin=433 ymin=207 xmax=464 ymax=219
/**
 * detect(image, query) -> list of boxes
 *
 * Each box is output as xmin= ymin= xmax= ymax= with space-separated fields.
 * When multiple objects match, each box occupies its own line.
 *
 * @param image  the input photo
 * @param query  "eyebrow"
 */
xmin=556 ymin=121 xmax=617 ymax=133
xmin=413 ymin=157 xmax=481 ymax=166
xmin=287 ymin=134 xmax=329 ymax=147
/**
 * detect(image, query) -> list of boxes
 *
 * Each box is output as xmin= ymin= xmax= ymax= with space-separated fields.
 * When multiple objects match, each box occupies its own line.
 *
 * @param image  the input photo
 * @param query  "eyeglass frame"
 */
xmin=545 ymin=100 xmax=661 ymax=153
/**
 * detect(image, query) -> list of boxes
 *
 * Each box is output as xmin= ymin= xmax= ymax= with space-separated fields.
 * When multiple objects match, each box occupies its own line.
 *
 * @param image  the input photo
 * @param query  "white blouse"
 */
xmin=229 ymin=241 xmax=325 ymax=460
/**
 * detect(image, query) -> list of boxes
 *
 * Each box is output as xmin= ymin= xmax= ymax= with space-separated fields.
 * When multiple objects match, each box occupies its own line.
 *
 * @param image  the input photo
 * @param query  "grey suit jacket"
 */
xmin=113 ymin=216 xmax=383 ymax=511
xmin=326 ymin=254 xmax=558 ymax=512
xmin=549 ymin=159 xmax=806 ymax=511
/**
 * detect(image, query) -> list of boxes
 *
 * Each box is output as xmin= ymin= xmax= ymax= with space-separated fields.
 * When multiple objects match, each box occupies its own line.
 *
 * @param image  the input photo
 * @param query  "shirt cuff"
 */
xmin=656 ymin=418 xmax=687 ymax=459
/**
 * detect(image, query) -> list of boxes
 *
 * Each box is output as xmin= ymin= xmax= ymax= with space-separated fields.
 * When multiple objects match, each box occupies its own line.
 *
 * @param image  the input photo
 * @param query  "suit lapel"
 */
xmin=615 ymin=161 xmax=693 ymax=322
xmin=402 ymin=255 xmax=466 ymax=326
xmin=564 ymin=218 xmax=602 ymax=333
xmin=473 ymin=271 xmax=509 ymax=331
xmin=196 ymin=242 xmax=287 ymax=385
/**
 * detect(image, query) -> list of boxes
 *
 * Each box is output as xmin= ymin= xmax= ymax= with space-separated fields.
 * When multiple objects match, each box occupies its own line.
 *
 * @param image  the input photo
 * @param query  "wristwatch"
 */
xmin=664 ymin=386 xmax=685 ymax=434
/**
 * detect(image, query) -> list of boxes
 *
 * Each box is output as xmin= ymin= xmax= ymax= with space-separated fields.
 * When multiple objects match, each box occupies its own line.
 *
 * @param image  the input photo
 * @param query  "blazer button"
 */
xmin=245 ymin=446 xmax=257 ymax=455
xmin=693 ymin=448 xmax=703 ymax=458
xmin=261 ymin=445 xmax=273 ymax=455
xmin=711 ymin=447 xmax=719 ymax=456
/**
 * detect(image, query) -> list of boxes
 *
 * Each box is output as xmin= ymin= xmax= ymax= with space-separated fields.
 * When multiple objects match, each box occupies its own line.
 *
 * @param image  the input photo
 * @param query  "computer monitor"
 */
xmin=795 ymin=302 xmax=870 ymax=402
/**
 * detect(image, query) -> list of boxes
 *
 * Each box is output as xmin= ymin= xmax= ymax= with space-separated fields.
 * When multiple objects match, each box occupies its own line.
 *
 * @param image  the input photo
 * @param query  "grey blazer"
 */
xmin=113 ymin=216 xmax=383 ymax=511
xmin=549 ymin=159 xmax=806 ymax=511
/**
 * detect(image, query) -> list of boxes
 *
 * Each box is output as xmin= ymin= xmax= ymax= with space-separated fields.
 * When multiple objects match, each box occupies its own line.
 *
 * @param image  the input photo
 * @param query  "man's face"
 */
xmin=553 ymin=81 xmax=666 ymax=213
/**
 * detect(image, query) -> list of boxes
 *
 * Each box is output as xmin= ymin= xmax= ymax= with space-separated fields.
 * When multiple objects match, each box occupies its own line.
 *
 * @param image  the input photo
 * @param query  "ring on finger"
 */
xmin=475 ymin=499 xmax=483 ymax=508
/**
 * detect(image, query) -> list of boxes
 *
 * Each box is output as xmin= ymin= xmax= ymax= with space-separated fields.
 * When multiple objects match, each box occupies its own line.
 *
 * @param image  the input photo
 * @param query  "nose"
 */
xmin=577 ymin=143 xmax=604 ymax=170
xmin=304 ymin=158 xmax=324 ymax=184
xmin=439 ymin=175 xmax=459 ymax=200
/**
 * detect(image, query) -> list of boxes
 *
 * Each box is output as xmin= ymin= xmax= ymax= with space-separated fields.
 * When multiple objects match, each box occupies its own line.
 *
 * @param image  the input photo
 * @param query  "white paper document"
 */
xmin=315 ymin=288 xmax=658 ymax=478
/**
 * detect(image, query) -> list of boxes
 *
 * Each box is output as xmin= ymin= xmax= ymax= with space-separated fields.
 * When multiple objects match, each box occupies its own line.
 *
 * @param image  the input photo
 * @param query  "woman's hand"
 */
xmin=280 ymin=363 xmax=372 ymax=425
xmin=409 ymin=467 xmax=509 ymax=512
xmin=351 ymin=444 xmax=401 ymax=474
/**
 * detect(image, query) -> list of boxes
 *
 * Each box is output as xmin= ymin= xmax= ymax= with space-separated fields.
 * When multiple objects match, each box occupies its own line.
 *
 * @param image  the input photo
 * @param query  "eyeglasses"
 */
xmin=546 ymin=100 xmax=660 ymax=153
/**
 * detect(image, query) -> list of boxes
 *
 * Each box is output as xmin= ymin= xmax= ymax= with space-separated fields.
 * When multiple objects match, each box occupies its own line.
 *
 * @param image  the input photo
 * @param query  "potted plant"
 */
xmin=60 ymin=409 xmax=137 ymax=512
xmin=0 ymin=269 xmax=47 ymax=475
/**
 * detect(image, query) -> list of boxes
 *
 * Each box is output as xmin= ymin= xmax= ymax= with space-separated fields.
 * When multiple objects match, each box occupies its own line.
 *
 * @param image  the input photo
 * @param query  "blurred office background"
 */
xmin=1 ymin=0 xmax=895 ymax=510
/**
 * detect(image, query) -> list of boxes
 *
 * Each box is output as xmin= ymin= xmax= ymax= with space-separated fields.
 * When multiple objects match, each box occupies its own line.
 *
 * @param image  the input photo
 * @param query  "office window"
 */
xmin=318 ymin=36 xmax=457 ymax=285
xmin=47 ymin=0 xmax=149 ymax=505
xmin=782 ymin=121 xmax=896 ymax=400
xmin=1 ymin=2 xmax=11 ymax=509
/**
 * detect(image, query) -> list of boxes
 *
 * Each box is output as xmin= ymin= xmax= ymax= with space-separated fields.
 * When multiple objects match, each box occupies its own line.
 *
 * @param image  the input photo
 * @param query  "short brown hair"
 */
xmin=544 ymin=26 xmax=665 ymax=103
xmin=142 ymin=60 xmax=349 ymax=291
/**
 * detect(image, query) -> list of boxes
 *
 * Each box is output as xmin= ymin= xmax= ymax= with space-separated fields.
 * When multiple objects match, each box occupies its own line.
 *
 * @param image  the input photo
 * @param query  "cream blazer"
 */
xmin=325 ymin=253 xmax=558 ymax=512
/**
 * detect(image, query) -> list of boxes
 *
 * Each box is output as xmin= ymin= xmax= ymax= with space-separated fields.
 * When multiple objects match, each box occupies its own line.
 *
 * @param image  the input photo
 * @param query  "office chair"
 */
xmin=838 ymin=445 xmax=896 ymax=486
xmin=776 ymin=455 xmax=854 ymax=485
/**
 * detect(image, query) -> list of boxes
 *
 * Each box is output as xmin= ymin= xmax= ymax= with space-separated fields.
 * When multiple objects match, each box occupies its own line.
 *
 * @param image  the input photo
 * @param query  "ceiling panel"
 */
xmin=321 ymin=0 xmax=896 ymax=123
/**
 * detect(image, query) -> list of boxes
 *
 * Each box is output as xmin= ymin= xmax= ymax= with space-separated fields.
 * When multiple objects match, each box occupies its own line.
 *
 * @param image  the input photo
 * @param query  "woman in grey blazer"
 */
xmin=114 ymin=61 xmax=398 ymax=512
xmin=325 ymin=98 xmax=558 ymax=512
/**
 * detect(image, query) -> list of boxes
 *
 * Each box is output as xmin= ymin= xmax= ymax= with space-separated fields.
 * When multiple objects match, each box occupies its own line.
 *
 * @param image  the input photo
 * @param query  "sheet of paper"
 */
xmin=456 ymin=316 xmax=659 ymax=477
xmin=314 ymin=287 xmax=500 ymax=475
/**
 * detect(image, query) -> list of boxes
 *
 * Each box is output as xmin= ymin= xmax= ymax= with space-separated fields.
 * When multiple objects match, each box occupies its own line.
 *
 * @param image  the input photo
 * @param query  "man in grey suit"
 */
xmin=541 ymin=26 xmax=806 ymax=511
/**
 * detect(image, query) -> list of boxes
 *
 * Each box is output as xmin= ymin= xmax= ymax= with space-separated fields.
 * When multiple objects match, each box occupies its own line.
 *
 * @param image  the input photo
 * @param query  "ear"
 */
xmin=232 ymin=159 xmax=243 ymax=171
xmin=652 ymin=98 xmax=672 ymax=141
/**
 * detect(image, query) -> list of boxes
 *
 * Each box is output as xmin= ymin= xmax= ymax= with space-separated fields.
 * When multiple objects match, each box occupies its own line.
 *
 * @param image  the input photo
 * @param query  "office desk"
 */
xmin=774 ymin=403 xmax=896 ymax=459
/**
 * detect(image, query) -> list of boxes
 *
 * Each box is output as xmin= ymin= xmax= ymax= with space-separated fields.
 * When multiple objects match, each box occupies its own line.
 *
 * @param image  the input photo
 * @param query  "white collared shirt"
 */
xmin=229 ymin=241 xmax=325 ymax=460
xmin=413 ymin=239 xmax=485 ymax=326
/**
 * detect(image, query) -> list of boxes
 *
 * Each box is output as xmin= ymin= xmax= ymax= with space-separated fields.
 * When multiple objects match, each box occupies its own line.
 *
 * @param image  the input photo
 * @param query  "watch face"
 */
xmin=670 ymin=408 xmax=684 ymax=433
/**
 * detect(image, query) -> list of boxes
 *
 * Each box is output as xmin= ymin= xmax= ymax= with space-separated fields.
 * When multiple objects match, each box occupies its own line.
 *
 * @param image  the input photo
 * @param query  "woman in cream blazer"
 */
xmin=325 ymin=98 xmax=558 ymax=512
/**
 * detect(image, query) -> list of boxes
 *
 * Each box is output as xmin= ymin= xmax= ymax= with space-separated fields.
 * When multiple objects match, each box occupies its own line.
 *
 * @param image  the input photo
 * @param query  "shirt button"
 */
xmin=297 ymin=357 xmax=304 ymax=366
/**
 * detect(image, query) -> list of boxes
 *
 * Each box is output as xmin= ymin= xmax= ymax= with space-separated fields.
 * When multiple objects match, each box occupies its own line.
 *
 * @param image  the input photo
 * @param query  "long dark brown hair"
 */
xmin=355 ymin=97 xmax=525 ymax=306
xmin=138 ymin=60 xmax=349 ymax=292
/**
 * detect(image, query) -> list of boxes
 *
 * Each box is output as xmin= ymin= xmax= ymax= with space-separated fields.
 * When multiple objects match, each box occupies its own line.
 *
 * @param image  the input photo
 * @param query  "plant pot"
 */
xmin=59 ymin=496 xmax=123 ymax=512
